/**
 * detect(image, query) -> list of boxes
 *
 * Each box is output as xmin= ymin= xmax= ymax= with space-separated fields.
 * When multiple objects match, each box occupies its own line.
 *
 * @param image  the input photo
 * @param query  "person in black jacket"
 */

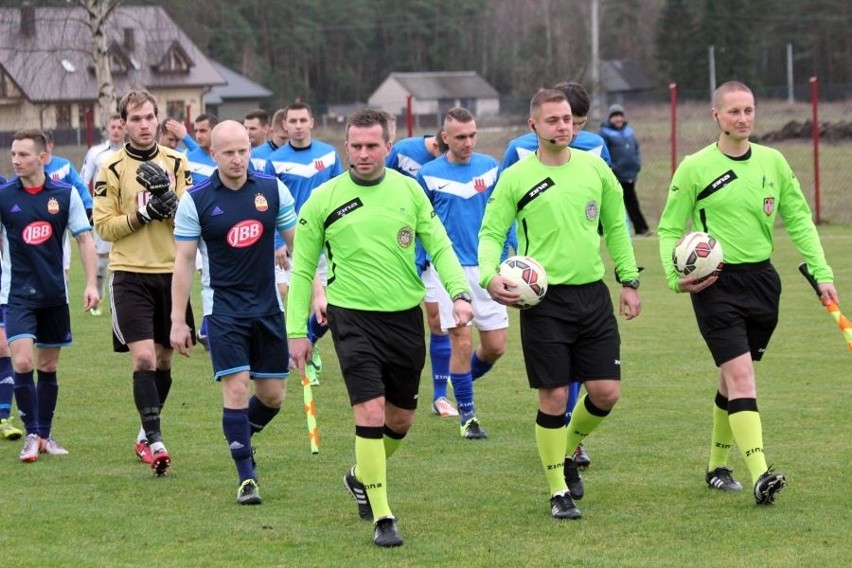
xmin=600 ymin=104 xmax=650 ymax=235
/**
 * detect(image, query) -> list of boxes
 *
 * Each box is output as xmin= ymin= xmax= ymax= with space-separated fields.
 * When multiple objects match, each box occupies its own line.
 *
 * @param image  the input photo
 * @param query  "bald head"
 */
xmin=210 ymin=120 xmax=251 ymax=188
xmin=212 ymin=120 xmax=250 ymax=149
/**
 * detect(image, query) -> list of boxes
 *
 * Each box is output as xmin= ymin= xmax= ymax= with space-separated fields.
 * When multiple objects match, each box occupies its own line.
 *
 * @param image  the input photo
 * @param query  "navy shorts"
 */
xmin=327 ymin=304 xmax=425 ymax=410
xmin=207 ymin=312 xmax=289 ymax=381
xmin=111 ymin=271 xmax=195 ymax=352
xmin=5 ymin=303 xmax=72 ymax=347
xmin=691 ymin=261 xmax=781 ymax=366
xmin=519 ymin=281 xmax=621 ymax=388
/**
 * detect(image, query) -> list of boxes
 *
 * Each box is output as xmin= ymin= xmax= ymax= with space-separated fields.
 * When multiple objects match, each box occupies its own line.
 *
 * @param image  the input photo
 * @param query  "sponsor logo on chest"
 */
xmin=23 ymin=221 xmax=53 ymax=245
xmin=227 ymin=219 xmax=263 ymax=248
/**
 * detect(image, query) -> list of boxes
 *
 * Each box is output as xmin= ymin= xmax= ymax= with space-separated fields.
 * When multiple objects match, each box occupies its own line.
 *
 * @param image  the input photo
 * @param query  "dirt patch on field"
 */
xmin=754 ymin=120 xmax=852 ymax=143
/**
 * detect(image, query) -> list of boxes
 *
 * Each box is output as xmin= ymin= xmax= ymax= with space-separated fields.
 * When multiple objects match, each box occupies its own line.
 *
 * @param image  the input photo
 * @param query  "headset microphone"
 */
xmin=715 ymin=116 xmax=731 ymax=136
xmin=532 ymin=124 xmax=561 ymax=146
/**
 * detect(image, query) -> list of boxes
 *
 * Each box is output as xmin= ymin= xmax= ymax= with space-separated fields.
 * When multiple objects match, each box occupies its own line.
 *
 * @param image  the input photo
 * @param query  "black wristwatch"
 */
xmin=452 ymin=291 xmax=473 ymax=303
xmin=622 ymin=279 xmax=640 ymax=290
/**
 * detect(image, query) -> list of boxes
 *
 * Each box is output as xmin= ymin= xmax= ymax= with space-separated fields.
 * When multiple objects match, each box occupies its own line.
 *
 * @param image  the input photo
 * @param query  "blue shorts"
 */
xmin=207 ymin=312 xmax=289 ymax=381
xmin=5 ymin=303 xmax=72 ymax=347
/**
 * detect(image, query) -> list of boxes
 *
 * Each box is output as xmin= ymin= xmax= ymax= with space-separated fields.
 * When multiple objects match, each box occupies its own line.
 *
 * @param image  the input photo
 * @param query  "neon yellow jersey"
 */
xmin=478 ymin=150 xmax=638 ymax=288
xmin=658 ymin=142 xmax=832 ymax=292
xmin=286 ymin=170 xmax=469 ymax=339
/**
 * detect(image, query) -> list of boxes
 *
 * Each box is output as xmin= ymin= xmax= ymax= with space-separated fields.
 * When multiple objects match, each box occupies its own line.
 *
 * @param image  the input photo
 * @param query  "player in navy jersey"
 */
xmin=0 ymin=174 xmax=18 ymax=440
xmin=93 ymin=90 xmax=194 ymax=476
xmin=263 ymin=102 xmax=344 ymax=386
xmin=185 ymin=114 xmax=219 ymax=184
xmin=416 ymin=108 xmax=509 ymax=439
xmin=386 ymin=133 xmax=460 ymax=417
xmin=501 ymin=82 xmax=614 ymax=469
xmin=171 ymin=120 xmax=297 ymax=505
xmin=1 ymin=129 xmax=99 ymax=462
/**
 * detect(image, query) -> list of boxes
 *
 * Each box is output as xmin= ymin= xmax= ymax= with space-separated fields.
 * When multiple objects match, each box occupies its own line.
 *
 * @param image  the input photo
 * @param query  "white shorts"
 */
xmin=62 ymin=233 xmax=71 ymax=270
xmin=275 ymin=254 xmax=329 ymax=286
xmin=433 ymin=265 xmax=508 ymax=332
xmin=93 ymin=230 xmax=111 ymax=255
xmin=422 ymin=265 xmax=440 ymax=303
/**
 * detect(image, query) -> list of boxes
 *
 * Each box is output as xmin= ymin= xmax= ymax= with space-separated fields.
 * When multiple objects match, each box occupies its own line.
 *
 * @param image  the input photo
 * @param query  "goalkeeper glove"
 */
xmin=136 ymin=161 xmax=171 ymax=197
xmin=137 ymin=191 xmax=177 ymax=224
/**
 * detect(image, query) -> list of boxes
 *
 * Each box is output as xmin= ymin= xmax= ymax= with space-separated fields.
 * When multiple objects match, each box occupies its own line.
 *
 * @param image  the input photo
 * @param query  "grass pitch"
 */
xmin=3 ymin=227 xmax=850 ymax=567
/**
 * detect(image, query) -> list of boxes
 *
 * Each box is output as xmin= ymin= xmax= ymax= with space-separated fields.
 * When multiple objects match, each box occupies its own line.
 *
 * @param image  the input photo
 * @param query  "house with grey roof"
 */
xmin=204 ymin=60 xmax=273 ymax=121
xmin=0 ymin=4 xmax=225 ymax=141
xmin=601 ymin=59 xmax=653 ymax=104
xmin=368 ymin=71 xmax=500 ymax=119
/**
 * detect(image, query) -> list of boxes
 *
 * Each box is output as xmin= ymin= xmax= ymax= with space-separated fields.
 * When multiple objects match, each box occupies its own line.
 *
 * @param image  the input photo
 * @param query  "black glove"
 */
xmin=137 ymin=191 xmax=177 ymax=224
xmin=136 ymin=161 xmax=171 ymax=197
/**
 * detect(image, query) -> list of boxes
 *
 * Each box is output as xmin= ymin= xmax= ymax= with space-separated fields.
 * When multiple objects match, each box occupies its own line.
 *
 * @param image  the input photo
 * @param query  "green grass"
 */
xmin=3 ymin=227 xmax=850 ymax=566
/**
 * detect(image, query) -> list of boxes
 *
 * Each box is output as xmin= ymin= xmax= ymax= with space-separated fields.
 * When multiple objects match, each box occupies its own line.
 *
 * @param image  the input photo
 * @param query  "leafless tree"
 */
xmin=80 ymin=0 xmax=121 ymax=135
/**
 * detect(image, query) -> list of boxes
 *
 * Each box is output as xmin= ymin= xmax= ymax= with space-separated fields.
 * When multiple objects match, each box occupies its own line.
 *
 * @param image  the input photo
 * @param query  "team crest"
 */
xmin=585 ymin=200 xmax=599 ymax=221
xmin=474 ymin=178 xmax=486 ymax=193
xmin=254 ymin=193 xmax=269 ymax=212
xmin=47 ymin=197 xmax=60 ymax=214
xmin=397 ymin=226 xmax=414 ymax=248
xmin=763 ymin=197 xmax=775 ymax=216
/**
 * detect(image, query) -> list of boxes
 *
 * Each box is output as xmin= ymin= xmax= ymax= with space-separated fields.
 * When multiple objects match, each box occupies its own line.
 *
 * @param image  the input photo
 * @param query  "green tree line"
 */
xmin=5 ymin=0 xmax=850 ymax=108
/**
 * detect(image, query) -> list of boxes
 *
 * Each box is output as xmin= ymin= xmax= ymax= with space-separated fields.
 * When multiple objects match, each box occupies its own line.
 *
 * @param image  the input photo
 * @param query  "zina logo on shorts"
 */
xmin=23 ymin=221 xmax=53 ymax=245
xmin=227 ymin=219 xmax=263 ymax=248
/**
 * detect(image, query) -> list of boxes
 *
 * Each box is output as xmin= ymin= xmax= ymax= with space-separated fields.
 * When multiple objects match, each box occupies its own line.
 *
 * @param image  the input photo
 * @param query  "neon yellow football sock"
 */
xmin=708 ymin=393 xmax=734 ymax=470
xmin=383 ymin=426 xmax=405 ymax=459
xmin=355 ymin=434 xmax=392 ymax=519
xmin=536 ymin=411 xmax=568 ymax=495
xmin=728 ymin=399 xmax=768 ymax=485
xmin=565 ymin=395 xmax=609 ymax=455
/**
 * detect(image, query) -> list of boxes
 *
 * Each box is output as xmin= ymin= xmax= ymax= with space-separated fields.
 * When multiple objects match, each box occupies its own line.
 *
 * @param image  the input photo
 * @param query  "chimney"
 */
xmin=124 ymin=28 xmax=135 ymax=51
xmin=21 ymin=3 xmax=35 ymax=37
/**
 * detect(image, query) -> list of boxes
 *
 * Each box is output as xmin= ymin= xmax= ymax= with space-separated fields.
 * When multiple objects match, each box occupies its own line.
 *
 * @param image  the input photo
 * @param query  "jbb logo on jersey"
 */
xmin=227 ymin=220 xmax=263 ymax=248
xmin=23 ymin=221 xmax=53 ymax=245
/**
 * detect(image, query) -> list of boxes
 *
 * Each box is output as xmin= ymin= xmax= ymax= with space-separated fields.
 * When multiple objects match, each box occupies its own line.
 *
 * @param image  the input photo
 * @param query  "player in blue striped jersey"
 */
xmin=185 ymin=113 xmax=219 ymax=185
xmin=416 ymin=108 xmax=509 ymax=439
xmin=251 ymin=108 xmax=289 ymax=174
xmin=263 ymin=102 xmax=344 ymax=386
xmin=1 ymin=129 xmax=99 ymax=462
xmin=171 ymin=121 xmax=297 ymax=505
xmin=386 ymin=133 xmax=459 ymax=417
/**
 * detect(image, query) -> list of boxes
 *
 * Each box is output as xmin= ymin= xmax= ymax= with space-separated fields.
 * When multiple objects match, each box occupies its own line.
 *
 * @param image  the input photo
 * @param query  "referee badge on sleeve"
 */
xmin=763 ymin=197 xmax=775 ymax=216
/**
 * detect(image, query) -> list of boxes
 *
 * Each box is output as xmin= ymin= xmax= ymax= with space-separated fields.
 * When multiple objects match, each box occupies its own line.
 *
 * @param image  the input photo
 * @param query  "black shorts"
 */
xmin=520 ymin=281 xmax=621 ymax=389
xmin=691 ymin=260 xmax=780 ymax=366
xmin=5 ymin=303 xmax=72 ymax=347
xmin=326 ymin=304 xmax=426 ymax=409
xmin=110 ymin=271 xmax=195 ymax=352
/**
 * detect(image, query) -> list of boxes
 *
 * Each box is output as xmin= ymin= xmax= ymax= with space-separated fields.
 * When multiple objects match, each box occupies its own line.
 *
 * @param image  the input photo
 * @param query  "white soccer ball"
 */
xmin=498 ymin=255 xmax=548 ymax=309
xmin=672 ymin=231 xmax=724 ymax=279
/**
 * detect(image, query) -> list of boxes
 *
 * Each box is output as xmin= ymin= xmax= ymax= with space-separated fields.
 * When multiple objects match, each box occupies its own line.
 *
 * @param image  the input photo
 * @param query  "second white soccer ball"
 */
xmin=498 ymin=255 xmax=548 ymax=309
xmin=672 ymin=231 xmax=724 ymax=279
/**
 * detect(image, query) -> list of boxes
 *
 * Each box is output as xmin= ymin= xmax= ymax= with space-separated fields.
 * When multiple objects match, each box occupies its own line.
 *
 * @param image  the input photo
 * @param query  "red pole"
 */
xmin=669 ymin=83 xmax=678 ymax=176
xmin=809 ymin=76 xmax=821 ymax=224
xmin=406 ymin=95 xmax=414 ymax=138
xmin=185 ymin=104 xmax=192 ymax=131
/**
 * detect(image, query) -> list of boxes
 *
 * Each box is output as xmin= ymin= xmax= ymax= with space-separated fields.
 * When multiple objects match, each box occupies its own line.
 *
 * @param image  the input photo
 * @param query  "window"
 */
xmin=56 ymin=104 xmax=72 ymax=129
xmin=167 ymin=100 xmax=186 ymax=121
